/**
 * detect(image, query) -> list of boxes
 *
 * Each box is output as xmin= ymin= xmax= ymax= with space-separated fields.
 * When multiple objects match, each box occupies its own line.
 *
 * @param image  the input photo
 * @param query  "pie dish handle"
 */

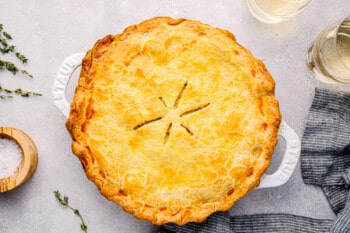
xmin=257 ymin=120 xmax=300 ymax=189
xmin=52 ymin=52 xmax=85 ymax=118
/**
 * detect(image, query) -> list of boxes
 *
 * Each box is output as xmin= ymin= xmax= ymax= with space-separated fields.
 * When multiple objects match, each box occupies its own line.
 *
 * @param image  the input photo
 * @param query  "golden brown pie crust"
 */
xmin=66 ymin=17 xmax=281 ymax=226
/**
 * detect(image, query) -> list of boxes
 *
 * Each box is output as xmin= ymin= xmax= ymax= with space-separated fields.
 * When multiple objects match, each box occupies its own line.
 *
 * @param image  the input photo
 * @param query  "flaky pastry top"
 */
xmin=66 ymin=17 xmax=281 ymax=226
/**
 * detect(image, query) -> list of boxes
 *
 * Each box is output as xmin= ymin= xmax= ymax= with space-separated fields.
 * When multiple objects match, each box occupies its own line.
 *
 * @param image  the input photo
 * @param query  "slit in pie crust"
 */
xmin=66 ymin=17 xmax=281 ymax=226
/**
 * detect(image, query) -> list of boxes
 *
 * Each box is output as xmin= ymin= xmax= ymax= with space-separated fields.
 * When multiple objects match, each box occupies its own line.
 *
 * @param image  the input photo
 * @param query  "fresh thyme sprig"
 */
xmin=54 ymin=190 xmax=88 ymax=233
xmin=0 ymin=23 xmax=40 ymax=98
xmin=0 ymin=85 xmax=41 ymax=97
xmin=0 ymin=60 xmax=33 ymax=78
xmin=0 ymin=24 xmax=29 ymax=64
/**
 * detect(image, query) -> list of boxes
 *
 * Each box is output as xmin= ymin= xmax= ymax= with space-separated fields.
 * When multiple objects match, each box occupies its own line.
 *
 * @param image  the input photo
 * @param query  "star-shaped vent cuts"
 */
xmin=132 ymin=81 xmax=210 ymax=144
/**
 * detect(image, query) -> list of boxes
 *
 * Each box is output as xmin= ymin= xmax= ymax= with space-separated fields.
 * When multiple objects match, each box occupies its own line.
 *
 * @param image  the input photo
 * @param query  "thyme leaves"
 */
xmin=0 ymin=23 xmax=39 ymax=98
xmin=54 ymin=190 xmax=88 ymax=233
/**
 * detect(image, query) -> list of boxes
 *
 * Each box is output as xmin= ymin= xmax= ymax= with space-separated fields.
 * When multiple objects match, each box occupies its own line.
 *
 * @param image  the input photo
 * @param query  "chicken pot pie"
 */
xmin=66 ymin=17 xmax=281 ymax=226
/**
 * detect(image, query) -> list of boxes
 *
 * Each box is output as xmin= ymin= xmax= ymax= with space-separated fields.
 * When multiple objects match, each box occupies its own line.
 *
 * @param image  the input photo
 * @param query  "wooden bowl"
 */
xmin=0 ymin=127 xmax=38 ymax=192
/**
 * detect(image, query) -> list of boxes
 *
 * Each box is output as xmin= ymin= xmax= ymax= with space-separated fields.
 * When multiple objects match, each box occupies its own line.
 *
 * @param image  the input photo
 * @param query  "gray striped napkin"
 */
xmin=158 ymin=88 xmax=350 ymax=233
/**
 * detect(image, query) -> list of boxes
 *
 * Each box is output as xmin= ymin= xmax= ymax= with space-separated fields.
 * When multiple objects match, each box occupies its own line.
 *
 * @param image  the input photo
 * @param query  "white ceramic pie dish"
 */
xmin=52 ymin=53 xmax=301 ymax=189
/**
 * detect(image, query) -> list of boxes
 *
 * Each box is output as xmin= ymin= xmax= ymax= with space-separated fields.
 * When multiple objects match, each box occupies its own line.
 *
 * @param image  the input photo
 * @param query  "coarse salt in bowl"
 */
xmin=0 ymin=127 xmax=38 ymax=192
xmin=0 ymin=137 xmax=23 ymax=179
